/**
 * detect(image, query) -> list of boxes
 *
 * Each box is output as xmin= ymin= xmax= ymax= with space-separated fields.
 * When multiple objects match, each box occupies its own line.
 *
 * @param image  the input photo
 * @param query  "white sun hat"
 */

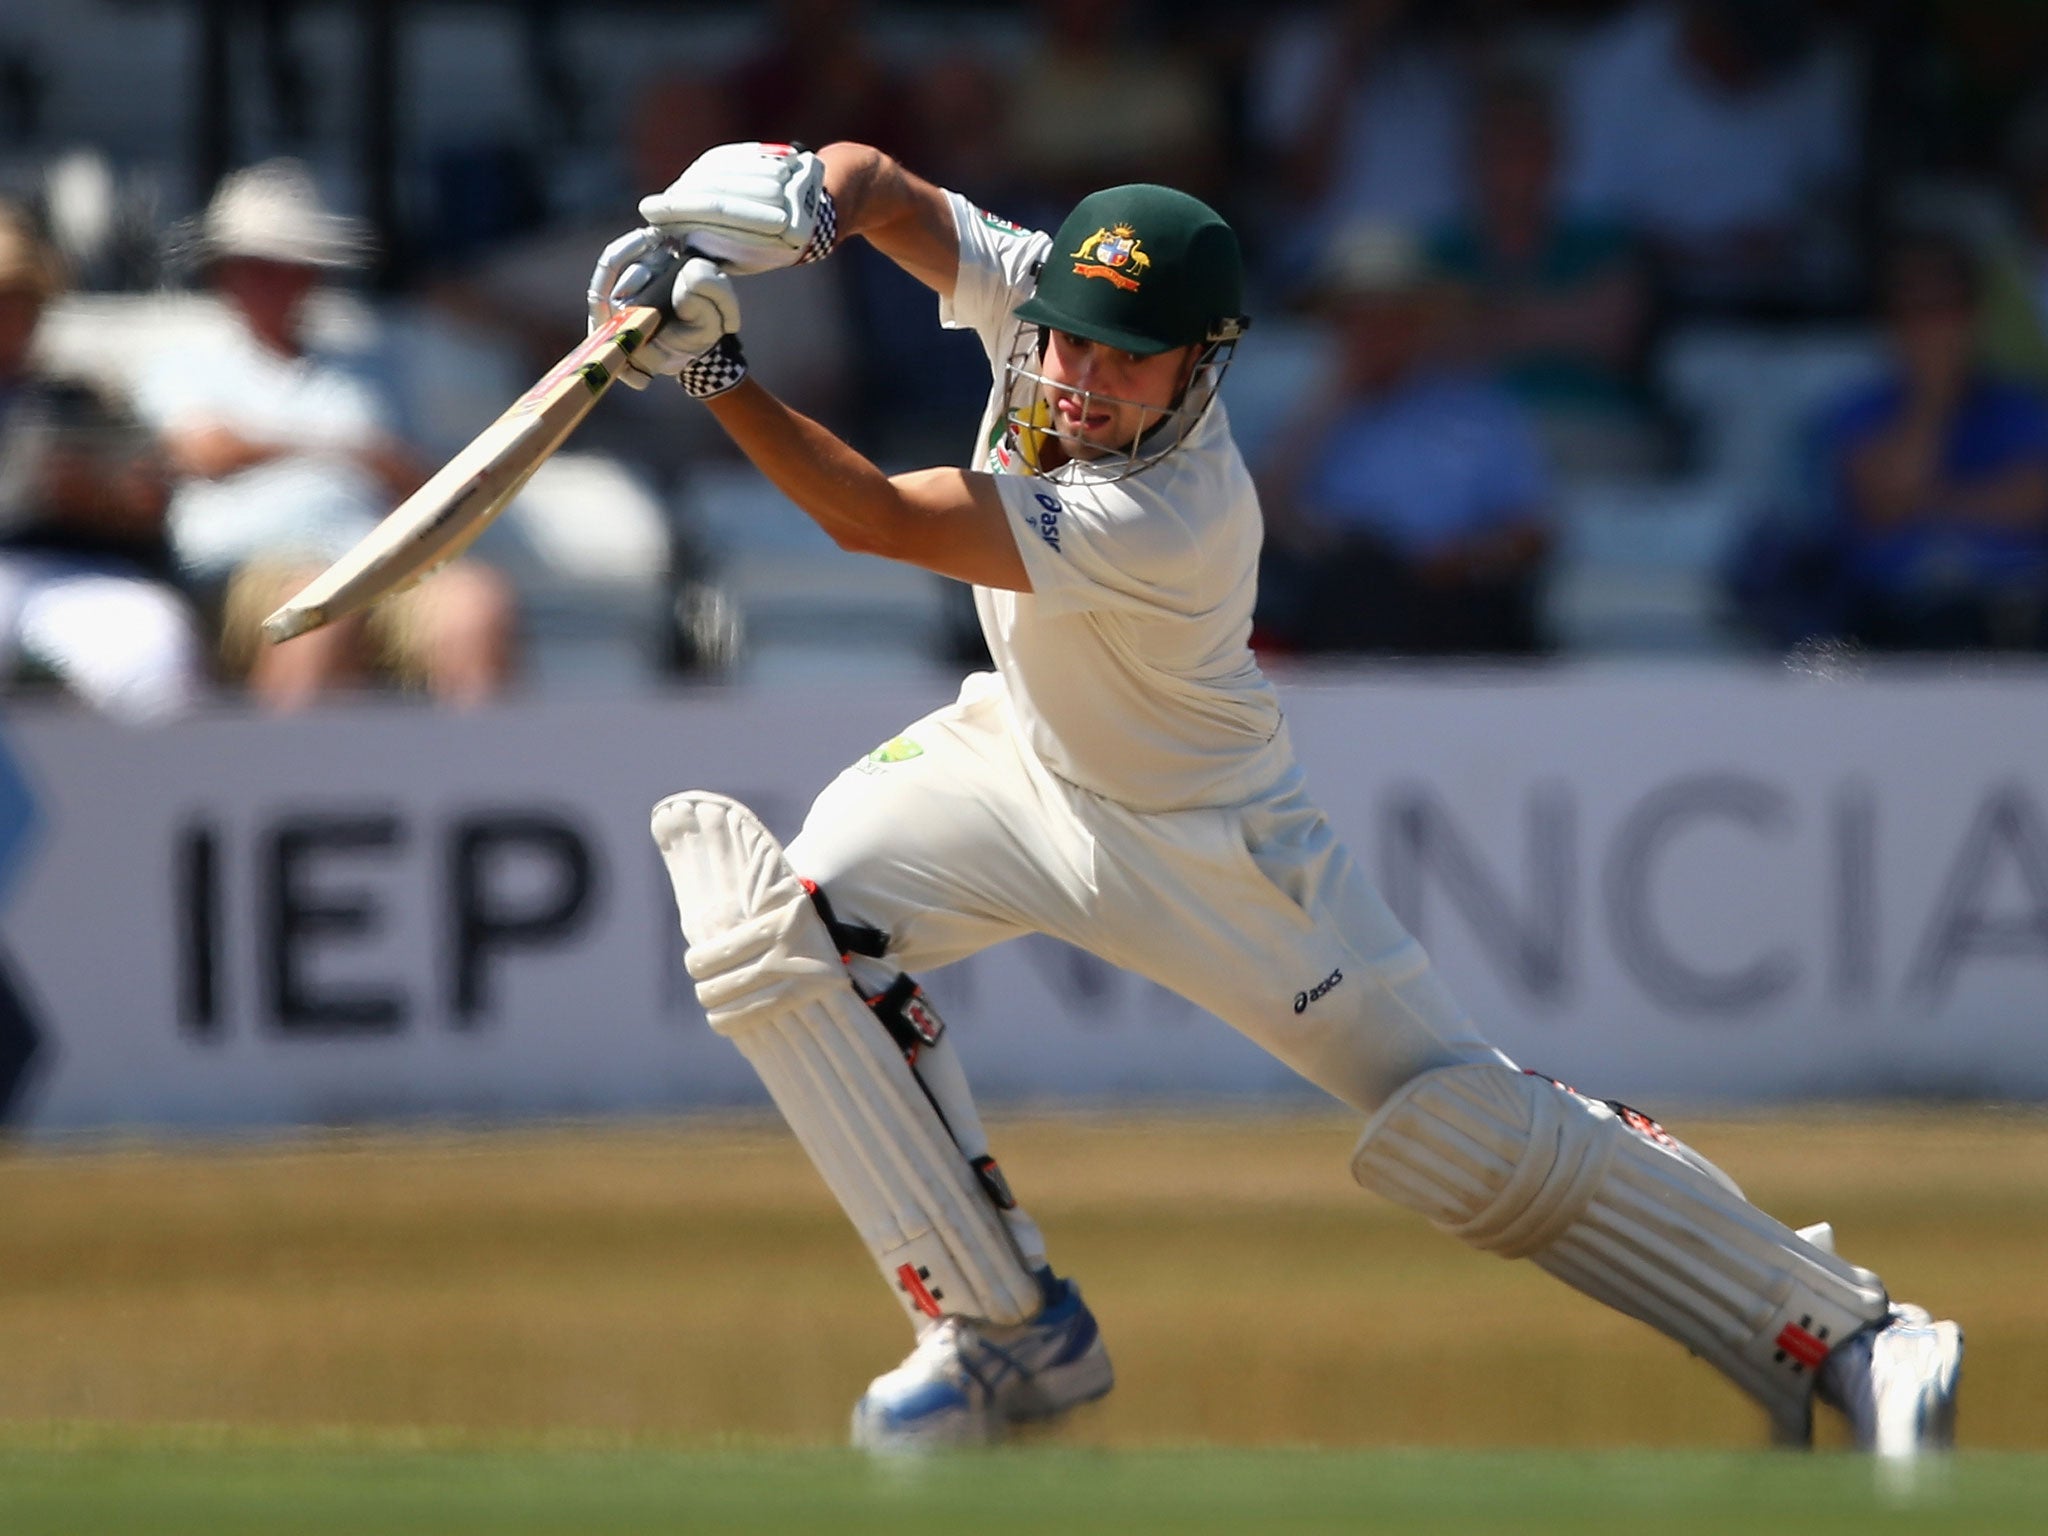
xmin=199 ymin=158 xmax=372 ymax=269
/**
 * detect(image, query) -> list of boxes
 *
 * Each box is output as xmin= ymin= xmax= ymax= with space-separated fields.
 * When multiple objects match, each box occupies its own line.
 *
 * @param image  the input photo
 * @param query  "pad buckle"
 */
xmin=867 ymin=974 xmax=945 ymax=1057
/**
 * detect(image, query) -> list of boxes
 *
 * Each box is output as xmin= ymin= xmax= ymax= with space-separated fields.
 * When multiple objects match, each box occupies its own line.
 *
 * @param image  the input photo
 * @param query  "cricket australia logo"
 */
xmin=1071 ymin=224 xmax=1151 ymax=291
xmin=860 ymin=736 xmax=924 ymax=770
xmin=857 ymin=736 xmax=924 ymax=776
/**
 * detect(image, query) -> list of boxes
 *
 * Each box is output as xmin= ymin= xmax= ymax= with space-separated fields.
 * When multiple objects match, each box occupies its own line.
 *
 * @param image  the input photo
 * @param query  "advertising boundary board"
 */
xmin=1 ymin=664 xmax=2044 ymax=1134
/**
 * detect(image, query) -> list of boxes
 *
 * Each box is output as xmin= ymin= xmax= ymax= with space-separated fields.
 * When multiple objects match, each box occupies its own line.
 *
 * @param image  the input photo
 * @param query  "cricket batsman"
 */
xmin=586 ymin=141 xmax=1963 ymax=1454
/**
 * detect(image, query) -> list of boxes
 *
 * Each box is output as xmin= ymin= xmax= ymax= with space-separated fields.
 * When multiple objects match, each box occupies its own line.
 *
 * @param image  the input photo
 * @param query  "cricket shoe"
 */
xmin=850 ymin=1270 xmax=1113 ymax=1451
xmin=1819 ymin=1303 xmax=1963 ymax=1456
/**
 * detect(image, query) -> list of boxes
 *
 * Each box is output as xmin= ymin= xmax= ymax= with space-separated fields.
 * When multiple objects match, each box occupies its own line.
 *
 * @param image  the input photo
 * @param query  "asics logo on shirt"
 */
xmin=1033 ymin=492 xmax=1062 ymax=551
xmin=1293 ymin=968 xmax=1343 ymax=1013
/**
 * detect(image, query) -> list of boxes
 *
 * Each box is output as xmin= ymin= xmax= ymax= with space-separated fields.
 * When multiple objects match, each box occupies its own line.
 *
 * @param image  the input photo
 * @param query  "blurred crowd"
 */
xmin=5 ymin=0 xmax=2048 ymax=718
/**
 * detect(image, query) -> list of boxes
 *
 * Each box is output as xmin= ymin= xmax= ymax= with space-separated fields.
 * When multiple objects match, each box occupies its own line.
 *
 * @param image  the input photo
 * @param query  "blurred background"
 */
xmin=0 ymin=0 xmax=2045 ymax=1461
xmin=6 ymin=0 xmax=2048 ymax=696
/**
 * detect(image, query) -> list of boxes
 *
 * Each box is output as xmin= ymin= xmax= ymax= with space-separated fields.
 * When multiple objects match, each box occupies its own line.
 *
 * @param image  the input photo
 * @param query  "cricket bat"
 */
xmin=261 ymin=293 xmax=671 ymax=645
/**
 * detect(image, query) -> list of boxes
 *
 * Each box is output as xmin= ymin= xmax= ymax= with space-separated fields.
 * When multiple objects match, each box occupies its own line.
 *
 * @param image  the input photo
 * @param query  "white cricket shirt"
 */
xmin=940 ymin=191 xmax=1289 ymax=813
xmin=132 ymin=319 xmax=398 ymax=581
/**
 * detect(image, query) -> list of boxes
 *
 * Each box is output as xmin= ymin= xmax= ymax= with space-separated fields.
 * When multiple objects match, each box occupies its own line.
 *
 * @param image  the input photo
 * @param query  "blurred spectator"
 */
xmin=1007 ymin=0 xmax=1225 ymax=211
xmin=1430 ymin=68 xmax=1659 ymax=478
xmin=1808 ymin=230 xmax=2048 ymax=651
xmin=1561 ymin=0 xmax=1859 ymax=316
xmin=1257 ymin=223 xmax=1553 ymax=655
xmin=0 ymin=205 xmax=205 ymax=720
xmin=1250 ymin=1 xmax=1474 ymax=290
xmin=132 ymin=161 xmax=515 ymax=708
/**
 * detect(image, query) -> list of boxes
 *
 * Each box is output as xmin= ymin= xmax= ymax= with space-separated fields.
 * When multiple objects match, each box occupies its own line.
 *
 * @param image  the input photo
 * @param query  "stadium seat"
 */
xmin=675 ymin=464 xmax=949 ymax=683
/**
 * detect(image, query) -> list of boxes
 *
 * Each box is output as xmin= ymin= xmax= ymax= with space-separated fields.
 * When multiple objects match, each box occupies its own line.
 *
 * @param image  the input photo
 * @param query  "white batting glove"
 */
xmin=663 ymin=256 xmax=747 ymax=399
xmin=637 ymin=142 xmax=836 ymax=275
xmin=586 ymin=225 xmax=671 ymax=336
xmin=587 ymin=234 xmax=743 ymax=394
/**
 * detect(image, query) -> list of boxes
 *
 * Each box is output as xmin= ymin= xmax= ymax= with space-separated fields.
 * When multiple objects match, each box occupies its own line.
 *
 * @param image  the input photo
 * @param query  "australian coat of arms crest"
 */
xmin=1070 ymin=224 xmax=1151 ymax=291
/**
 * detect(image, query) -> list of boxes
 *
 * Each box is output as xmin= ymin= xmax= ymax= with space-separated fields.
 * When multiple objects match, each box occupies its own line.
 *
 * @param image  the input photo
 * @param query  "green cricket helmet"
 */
xmin=1001 ymin=184 xmax=1250 ymax=481
xmin=1014 ymin=184 xmax=1248 ymax=354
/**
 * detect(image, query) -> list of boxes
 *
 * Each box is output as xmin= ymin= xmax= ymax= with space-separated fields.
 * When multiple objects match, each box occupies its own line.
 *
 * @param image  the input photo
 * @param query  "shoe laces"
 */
xmin=904 ymin=1312 xmax=1047 ymax=1399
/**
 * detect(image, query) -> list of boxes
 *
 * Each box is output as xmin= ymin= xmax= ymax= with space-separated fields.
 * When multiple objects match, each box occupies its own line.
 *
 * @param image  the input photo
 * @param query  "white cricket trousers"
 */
xmin=787 ymin=673 xmax=1506 ymax=1115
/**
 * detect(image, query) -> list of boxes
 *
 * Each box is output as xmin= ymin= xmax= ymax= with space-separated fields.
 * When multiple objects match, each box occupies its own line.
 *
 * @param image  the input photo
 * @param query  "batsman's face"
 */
xmin=1037 ymin=330 xmax=1199 ymax=458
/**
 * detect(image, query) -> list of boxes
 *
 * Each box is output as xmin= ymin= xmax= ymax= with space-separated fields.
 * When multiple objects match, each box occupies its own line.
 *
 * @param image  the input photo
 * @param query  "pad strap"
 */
xmin=803 ymin=878 xmax=890 ymax=960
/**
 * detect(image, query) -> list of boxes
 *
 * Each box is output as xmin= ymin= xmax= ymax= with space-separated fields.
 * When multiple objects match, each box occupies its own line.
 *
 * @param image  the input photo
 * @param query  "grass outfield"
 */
xmin=1 ymin=1437 xmax=2045 ymax=1535
xmin=4 ymin=1114 xmax=2048 ymax=1474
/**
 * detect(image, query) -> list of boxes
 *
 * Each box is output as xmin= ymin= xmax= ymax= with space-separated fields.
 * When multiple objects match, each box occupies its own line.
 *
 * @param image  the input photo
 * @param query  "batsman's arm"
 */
xmin=704 ymin=377 xmax=1027 ymax=591
xmin=816 ymin=142 xmax=961 ymax=299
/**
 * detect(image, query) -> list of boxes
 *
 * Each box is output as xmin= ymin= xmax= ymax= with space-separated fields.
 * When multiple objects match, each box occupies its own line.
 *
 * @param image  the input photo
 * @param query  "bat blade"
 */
xmin=261 ymin=302 xmax=664 ymax=644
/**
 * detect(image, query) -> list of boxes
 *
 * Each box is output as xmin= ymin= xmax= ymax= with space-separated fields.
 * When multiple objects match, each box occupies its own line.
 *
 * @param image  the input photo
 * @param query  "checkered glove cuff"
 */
xmin=679 ymin=334 xmax=748 ymax=399
xmin=796 ymin=188 xmax=838 ymax=265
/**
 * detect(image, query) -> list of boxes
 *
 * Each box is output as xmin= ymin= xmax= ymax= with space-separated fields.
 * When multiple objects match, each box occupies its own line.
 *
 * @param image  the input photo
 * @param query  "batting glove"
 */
xmin=666 ymin=257 xmax=747 ymax=400
xmin=587 ymin=234 xmax=743 ymax=394
xmin=587 ymin=226 xmax=669 ymax=331
xmin=637 ymin=142 xmax=836 ymax=275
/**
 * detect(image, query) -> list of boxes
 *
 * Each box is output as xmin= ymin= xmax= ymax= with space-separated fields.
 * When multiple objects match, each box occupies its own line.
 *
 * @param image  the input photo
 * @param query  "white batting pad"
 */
xmin=1351 ymin=1062 xmax=1889 ymax=1444
xmin=652 ymin=791 xmax=1041 ymax=1328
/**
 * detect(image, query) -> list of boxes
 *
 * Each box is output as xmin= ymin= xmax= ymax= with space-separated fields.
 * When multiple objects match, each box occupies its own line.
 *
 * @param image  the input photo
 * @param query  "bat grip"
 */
xmin=639 ymin=242 xmax=688 ymax=318
xmin=647 ymin=242 xmax=734 ymax=318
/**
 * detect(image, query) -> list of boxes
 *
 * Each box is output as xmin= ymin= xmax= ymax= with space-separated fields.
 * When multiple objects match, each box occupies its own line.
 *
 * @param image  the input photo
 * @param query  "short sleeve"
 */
xmin=990 ymin=472 xmax=1198 ymax=619
xmin=939 ymin=190 xmax=1052 ymax=359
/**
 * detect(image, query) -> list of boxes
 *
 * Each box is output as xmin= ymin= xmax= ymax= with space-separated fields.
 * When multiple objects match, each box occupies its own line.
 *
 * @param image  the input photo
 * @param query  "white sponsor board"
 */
xmin=1 ymin=665 xmax=2044 ymax=1133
